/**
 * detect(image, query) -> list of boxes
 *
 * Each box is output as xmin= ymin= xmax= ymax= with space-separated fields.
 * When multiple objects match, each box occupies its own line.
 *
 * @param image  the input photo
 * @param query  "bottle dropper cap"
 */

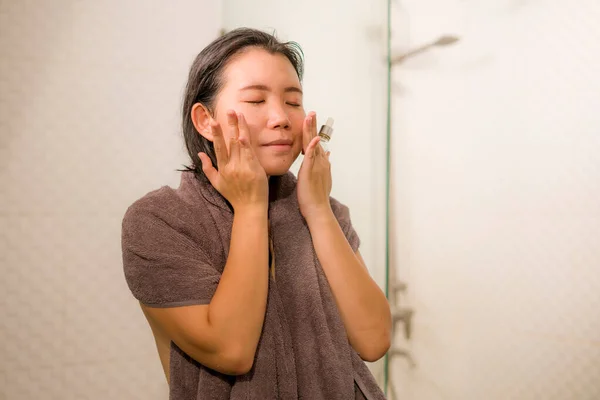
xmin=319 ymin=117 xmax=334 ymax=141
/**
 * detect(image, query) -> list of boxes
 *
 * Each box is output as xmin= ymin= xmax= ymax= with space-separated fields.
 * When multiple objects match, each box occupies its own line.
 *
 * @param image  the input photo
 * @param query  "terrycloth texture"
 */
xmin=122 ymin=171 xmax=387 ymax=400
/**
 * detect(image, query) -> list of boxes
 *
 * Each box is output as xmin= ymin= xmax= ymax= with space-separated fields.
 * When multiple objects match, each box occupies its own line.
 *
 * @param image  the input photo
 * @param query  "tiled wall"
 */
xmin=5 ymin=1 xmax=597 ymax=399
xmin=389 ymin=1 xmax=600 ymax=399
xmin=0 ymin=1 xmax=220 ymax=398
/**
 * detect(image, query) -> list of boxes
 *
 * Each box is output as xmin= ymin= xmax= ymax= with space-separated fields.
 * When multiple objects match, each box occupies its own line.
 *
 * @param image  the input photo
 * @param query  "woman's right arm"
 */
xmin=141 ymin=111 xmax=270 ymax=376
xmin=141 ymin=205 xmax=269 ymax=376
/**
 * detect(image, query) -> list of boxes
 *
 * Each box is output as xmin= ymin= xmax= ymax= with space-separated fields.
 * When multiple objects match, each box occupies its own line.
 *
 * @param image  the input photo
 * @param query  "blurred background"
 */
xmin=1 ymin=0 xmax=599 ymax=399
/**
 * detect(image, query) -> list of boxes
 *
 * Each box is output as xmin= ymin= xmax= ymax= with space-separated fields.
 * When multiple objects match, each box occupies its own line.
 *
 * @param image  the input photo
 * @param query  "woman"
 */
xmin=122 ymin=27 xmax=391 ymax=399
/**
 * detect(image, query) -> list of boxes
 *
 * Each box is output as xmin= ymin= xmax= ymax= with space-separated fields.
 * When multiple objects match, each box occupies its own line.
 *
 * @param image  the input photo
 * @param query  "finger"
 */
xmin=210 ymin=120 xmax=229 ymax=167
xmin=304 ymin=136 xmax=322 ymax=165
xmin=302 ymin=112 xmax=315 ymax=154
xmin=237 ymin=112 xmax=250 ymax=144
xmin=198 ymin=152 xmax=218 ymax=184
xmin=226 ymin=110 xmax=240 ymax=139
xmin=229 ymin=136 xmax=241 ymax=164
xmin=311 ymin=112 xmax=323 ymax=157
xmin=237 ymin=113 xmax=255 ymax=161
xmin=226 ymin=110 xmax=241 ymax=161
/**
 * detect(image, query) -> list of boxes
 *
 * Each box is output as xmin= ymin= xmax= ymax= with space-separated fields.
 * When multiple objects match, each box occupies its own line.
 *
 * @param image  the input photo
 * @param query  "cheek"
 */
xmin=212 ymin=101 xmax=235 ymax=146
xmin=291 ymin=113 xmax=306 ymax=138
xmin=240 ymin=115 xmax=264 ymax=146
xmin=214 ymin=115 xmax=234 ymax=151
xmin=214 ymin=106 xmax=262 ymax=143
xmin=295 ymin=109 xmax=307 ymax=124
xmin=232 ymin=102 xmax=263 ymax=123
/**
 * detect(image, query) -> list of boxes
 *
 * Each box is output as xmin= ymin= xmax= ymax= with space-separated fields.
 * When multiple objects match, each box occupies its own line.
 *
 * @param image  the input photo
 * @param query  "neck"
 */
xmin=268 ymin=175 xmax=280 ymax=202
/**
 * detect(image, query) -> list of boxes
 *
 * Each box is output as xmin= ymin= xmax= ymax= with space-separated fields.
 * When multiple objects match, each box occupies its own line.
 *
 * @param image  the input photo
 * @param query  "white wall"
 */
xmin=8 ymin=2 xmax=596 ymax=399
xmin=389 ymin=1 xmax=600 ymax=399
xmin=0 ymin=1 xmax=220 ymax=398
xmin=222 ymin=0 xmax=391 ymax=387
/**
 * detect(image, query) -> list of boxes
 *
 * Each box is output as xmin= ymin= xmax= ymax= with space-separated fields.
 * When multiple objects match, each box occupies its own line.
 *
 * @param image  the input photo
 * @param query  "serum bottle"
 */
xmin=318 ymin=117 xmax=334 ymax=152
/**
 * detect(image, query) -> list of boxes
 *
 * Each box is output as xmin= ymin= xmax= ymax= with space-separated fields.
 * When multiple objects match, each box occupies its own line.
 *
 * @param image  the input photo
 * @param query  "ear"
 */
xmin=191 ymin=103 xmax=213 ymax=141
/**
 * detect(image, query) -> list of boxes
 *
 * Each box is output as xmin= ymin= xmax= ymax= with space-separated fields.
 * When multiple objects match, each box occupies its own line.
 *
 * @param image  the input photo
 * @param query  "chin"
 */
xmin=263 ymin=164 xmax=292 ymax=176
xmin=261 ymin=158 xmax=296 ymax=176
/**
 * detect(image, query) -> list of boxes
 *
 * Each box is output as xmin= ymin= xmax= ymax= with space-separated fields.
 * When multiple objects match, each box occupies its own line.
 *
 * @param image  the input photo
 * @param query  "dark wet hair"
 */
xmin=177 ymin=27 xmax=304 ymax=179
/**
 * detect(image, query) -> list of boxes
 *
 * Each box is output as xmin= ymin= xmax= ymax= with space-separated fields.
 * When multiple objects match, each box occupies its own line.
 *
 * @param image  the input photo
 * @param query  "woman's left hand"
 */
xmin=297 ymin=112 xmax=333 ymax=221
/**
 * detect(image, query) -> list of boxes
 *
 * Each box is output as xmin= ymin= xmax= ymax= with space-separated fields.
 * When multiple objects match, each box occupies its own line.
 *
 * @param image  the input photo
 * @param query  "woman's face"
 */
xmin=208 ymin=47 xmax=306 ymax=176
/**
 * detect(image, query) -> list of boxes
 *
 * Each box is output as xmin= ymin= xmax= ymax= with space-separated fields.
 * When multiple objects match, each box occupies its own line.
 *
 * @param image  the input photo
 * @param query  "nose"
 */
xmin=267 ymin=103 xmax=291 ymax=130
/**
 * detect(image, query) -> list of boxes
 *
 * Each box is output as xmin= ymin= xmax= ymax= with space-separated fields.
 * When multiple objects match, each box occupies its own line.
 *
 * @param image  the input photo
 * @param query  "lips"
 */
xmin=263 ymin=139 xmax=293 ymax=146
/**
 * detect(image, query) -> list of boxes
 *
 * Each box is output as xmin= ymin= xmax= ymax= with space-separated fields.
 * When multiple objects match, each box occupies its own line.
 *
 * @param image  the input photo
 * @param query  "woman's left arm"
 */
xmin=305 ymin=209 xmax=392 ymax=362
xmin=297 ymin=112 xmax=391 ymax=362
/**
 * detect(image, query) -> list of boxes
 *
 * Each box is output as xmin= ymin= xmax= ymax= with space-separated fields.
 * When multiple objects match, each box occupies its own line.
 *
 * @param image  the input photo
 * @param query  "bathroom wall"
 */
xmin=389 ymin=1 xmax=600 ymax=398
xmin=5 ymin=1 xmax=597 ymax=399
xmin=0 ymin=1 xmax=221 ymax=398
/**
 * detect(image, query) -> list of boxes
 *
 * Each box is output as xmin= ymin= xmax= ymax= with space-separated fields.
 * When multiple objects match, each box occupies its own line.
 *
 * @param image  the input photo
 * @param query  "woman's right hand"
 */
xmin=198 ymin=110 xmax=268 ymax=212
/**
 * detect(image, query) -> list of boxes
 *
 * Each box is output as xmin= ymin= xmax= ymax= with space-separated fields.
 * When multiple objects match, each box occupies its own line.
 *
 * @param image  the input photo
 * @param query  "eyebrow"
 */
xmin=239 ymin=84 xmax=303 ymax=95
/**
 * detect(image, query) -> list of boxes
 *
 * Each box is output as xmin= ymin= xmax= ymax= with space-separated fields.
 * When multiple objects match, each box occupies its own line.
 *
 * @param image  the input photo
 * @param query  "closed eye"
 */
xmin=246 ymin=100 xmax=265 ymax=104
xmin=287 ymin=102 xmax=301 ymax=107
